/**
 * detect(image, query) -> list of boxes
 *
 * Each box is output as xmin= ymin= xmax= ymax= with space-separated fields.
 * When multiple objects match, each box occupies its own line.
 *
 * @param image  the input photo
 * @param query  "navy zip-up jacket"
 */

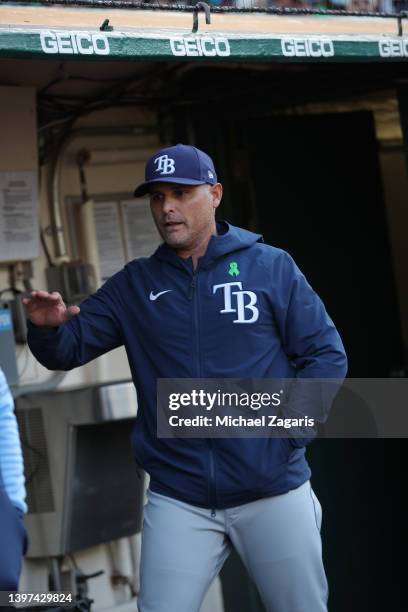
xmin=28 ymin=221 xmax=347 ymax=509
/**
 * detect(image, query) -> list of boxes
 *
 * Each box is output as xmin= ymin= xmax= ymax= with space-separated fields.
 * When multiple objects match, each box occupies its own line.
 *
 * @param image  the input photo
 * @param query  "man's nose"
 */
xmin=162 ymin=196 xmax=177 ymax=214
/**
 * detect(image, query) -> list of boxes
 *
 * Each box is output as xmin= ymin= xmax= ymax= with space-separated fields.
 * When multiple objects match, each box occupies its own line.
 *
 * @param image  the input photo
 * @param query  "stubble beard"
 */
xmin=161 ymin=224 xmax=192 ymax=249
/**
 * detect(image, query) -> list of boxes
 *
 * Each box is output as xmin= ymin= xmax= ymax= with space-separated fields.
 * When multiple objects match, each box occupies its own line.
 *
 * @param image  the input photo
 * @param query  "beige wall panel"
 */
xmin=0 ymin=86 xmax=37 ymax=170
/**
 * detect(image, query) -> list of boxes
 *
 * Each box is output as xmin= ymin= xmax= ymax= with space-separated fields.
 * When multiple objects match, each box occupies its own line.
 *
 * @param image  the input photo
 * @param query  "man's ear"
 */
xmin=211 ymin=183 xmax=223 ymax=209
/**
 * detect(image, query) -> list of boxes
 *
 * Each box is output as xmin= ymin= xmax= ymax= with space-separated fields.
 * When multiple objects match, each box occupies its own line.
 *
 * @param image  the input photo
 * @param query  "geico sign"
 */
xmin=379 ymin=39 xmax=408 ymax=58
xmin=40 ymin=31 xmax=110 ymax=55
xmin=281 ymin=38 xmax=334 ymax=58
xmin=170 ymin=37 xmax=230 ymax=57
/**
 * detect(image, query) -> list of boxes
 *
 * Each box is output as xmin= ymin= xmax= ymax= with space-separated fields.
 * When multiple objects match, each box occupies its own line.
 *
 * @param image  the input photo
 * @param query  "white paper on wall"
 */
xmin=0 ymin=170 xmax=39 ymax=262
xmin=121 ymin=198 xmax=161 ymax=261
xmin=93 ymin=201 xmax=125 ymax=281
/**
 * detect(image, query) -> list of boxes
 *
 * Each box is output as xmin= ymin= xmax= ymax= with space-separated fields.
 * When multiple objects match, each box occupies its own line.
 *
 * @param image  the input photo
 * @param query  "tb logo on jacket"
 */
xmin=213 ymin=282 xmax=259 ymax=324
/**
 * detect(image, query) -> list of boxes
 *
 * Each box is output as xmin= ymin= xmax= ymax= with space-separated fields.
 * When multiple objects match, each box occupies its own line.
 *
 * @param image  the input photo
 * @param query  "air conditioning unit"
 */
xmin=15 ymin=381 xmax=145 ymax=558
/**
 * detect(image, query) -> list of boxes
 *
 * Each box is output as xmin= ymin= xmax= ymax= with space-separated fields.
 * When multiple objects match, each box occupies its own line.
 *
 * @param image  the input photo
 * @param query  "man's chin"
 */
xmin=165 ymin=236 xmax=187 ymax=248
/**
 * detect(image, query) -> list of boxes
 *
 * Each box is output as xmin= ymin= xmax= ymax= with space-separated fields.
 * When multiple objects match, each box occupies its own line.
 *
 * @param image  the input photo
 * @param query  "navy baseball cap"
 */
xmin=133 ymin=143 xmax=217 ymax=197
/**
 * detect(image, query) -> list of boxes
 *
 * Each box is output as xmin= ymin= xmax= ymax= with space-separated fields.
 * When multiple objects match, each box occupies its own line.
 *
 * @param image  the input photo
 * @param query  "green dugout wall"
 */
xmin=1 ymin=3 xmax=408 ymax=63
xmin=2 ymin=27 xmax=408 ymax=62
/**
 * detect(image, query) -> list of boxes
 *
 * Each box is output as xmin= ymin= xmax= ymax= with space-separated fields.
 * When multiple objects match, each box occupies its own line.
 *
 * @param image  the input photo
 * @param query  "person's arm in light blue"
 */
xmin=0 ymin=368 xmax=27 ymax=513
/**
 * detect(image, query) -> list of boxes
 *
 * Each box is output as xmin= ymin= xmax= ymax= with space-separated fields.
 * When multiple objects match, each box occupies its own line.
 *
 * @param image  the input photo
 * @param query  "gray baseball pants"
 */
xmin=137 ymin=480 xmax=328 ymax=612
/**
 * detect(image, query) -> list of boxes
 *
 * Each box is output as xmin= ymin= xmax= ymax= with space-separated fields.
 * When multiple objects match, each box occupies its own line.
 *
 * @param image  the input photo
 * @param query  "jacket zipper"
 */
xmin=188 ymin=273 xmax=196 ymax=300
xmin=189 ymin=265 xmax=217 ymax=518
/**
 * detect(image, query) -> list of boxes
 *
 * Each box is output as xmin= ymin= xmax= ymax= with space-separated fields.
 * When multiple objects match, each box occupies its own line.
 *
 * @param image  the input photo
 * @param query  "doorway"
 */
xmin=185 ymin=109 xmax=405 ymax=611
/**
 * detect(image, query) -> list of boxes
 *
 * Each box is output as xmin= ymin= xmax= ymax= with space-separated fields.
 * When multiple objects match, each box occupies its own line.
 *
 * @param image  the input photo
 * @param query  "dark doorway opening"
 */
xmin=176 ymin=109 xmax=405 ymax=612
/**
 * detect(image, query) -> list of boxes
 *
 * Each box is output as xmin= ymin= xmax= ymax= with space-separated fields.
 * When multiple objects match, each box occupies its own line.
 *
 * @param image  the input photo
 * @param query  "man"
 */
xmin=25 ymin=144 xmax=347 ymax=612
xmin=0 ymin=367 xmax=28 ymax=591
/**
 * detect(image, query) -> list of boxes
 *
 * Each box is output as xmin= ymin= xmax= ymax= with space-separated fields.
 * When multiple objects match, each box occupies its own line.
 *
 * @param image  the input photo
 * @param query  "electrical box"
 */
xmin=9 ymin=295 xmax=28 ymax=344
xmin=46 ymin=262 xmax=97 ymax=304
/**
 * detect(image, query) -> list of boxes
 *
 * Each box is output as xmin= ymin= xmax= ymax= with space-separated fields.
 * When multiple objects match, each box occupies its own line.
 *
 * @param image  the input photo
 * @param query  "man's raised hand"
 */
xmin=22 ymin=291 xmax=80 ymax=327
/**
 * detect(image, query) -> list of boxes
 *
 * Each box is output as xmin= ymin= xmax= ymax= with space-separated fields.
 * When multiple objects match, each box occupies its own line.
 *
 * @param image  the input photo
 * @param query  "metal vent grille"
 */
xmin=17 ymin=408 xmax=55 ymax=514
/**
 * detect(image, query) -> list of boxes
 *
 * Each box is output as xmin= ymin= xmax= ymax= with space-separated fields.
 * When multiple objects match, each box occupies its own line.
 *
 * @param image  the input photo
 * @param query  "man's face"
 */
xmin=149 ymin=182 xmax=222 ymax=251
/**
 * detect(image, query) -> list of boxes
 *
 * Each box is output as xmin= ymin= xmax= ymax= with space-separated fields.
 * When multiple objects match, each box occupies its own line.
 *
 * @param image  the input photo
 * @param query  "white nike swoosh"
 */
xmin=149 ymin=290 xmax=173 ymax=301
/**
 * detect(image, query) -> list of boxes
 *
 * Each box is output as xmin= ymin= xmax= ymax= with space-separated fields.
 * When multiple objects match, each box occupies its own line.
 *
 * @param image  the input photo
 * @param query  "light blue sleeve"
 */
xmin=0 ymin=368 xmax=27 ymax=513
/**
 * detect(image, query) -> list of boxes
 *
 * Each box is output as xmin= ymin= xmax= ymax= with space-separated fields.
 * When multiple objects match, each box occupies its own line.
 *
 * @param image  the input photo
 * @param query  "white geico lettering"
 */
xmin=213 ymin=282 xmax=259 ymax=324
xmin=170 ymin=36 xmax=230 ymax=58
xmin=281 ymin=38 xmax=334 ymax=58
xmin=40 ymin=31 xmax=110 ymax=56
xmin=379 ymin=39 xmax=408 ymax=58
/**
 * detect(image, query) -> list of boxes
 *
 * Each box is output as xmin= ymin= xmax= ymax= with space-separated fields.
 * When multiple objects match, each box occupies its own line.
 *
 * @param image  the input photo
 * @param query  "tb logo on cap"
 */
xmin=154 ymin=155 xmax=176 ymax=175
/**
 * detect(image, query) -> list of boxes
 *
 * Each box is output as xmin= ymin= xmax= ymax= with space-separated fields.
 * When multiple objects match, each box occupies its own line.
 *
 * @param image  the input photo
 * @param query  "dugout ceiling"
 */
xmin=1 ymin=4 xmax=407 ymax=145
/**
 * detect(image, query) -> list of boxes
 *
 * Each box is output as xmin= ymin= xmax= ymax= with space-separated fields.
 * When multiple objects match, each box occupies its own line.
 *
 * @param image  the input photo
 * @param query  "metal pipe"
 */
xmin=50 ymin=558 xmax=62 ymax=592
xmin=66 ymin=147 xmax=157 ymax=167
xmin=192 ymin=2 xmax=211 ymax=34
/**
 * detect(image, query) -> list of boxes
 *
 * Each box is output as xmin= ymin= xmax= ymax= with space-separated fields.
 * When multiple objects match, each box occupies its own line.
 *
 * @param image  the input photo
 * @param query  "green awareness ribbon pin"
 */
xmin=228 ymin=262 xmax=240 ymax=277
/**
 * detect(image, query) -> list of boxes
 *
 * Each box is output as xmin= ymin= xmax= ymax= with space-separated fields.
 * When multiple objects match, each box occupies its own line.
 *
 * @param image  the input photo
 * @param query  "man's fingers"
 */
xmin=22 ymin=290 xmax=41 ymax=304
xmin=23 ymin=291 xmax=63 ymax=304
xmin=64 ymin=305 xmax=80 ymax=320
xmin=36 ymin=290 xmax=62 ymax=301
xmin=21 ymin=290 xmax=79 ymax=325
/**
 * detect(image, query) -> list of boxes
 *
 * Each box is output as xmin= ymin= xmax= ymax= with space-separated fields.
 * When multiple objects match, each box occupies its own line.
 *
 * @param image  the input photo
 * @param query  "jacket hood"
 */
xmin=153 ymin=221 xmax=263 ymax=269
